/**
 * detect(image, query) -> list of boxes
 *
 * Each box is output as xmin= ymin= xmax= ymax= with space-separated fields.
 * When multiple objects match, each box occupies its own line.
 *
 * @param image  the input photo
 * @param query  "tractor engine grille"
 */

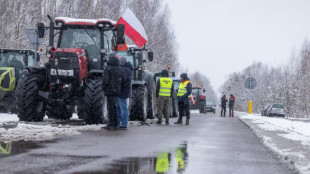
xmin=50 ymin=52 xmax=81 ymax=87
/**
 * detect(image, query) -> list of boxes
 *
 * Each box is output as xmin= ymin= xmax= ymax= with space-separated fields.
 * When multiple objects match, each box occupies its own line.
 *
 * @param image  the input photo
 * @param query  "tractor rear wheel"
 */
xmin=16 ymin=75 xmax=46 ymax=121
xmin=130 ymin=85 xmax=148 ymax=121
xmin=78 ymin=79 xmax=104 ymax=124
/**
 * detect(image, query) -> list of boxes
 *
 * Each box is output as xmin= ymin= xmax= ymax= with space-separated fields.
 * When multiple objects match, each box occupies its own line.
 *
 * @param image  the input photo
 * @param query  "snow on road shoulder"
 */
xmin=239 ymin=112 xmax=310 ymax=145
xmin=0 ymin=113 xmax=104 ymax=142
xmin=239 ymin=112 xmax=310 ymax=174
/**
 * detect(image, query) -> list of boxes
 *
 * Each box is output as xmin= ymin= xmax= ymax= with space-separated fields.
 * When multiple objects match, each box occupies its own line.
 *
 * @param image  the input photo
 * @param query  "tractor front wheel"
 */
xmin=16 ymin=75 xmax=46 ymax=121
xmin=78 ymin=79 xmax=104 ymax=124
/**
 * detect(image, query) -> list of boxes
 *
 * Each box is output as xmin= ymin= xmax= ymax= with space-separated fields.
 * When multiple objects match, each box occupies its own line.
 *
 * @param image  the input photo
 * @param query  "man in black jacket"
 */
xmin=221 ymin=95 xmax=228 ymax=117
xmin=117 ymin=56 xmax=133 ymax=129
xmin=102 ymin=52 xmax=126 ymax=130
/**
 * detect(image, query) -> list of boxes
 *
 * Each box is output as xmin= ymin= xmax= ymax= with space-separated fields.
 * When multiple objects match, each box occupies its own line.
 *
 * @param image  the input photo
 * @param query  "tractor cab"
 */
xmin=116 ymin=45 xmax=153 ymax=81
xmin=0 ymin=49 xmax=37 ymax=89
xmin=0 ymin=49 xmax=38 ymax=112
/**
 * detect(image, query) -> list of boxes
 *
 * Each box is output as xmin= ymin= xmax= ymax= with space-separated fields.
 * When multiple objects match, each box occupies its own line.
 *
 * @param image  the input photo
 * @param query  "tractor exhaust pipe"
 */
xmin=47 ymin=15 xmax=54 ymax=47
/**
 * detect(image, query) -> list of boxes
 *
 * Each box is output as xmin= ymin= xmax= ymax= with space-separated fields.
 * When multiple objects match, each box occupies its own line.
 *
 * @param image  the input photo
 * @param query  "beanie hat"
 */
xmin=119 ymin=56 xmax=128 ymax=66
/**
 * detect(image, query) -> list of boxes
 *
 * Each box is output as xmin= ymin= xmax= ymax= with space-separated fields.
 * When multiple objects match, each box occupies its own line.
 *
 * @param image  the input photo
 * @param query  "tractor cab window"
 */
xmin=0 ymin=53 xmax=7 ymax=67
xmin=7 ymin=53 xmax=25 ymax=68
xmin=59 ymin=28 xmax=112 ymax=59
xmin=27 ymin=55 xmax=35 ymax=66
xmin=191 ymin=88 xmax=199 ymax=96
xmin=116 ymin=51 xmax=134 ymax=66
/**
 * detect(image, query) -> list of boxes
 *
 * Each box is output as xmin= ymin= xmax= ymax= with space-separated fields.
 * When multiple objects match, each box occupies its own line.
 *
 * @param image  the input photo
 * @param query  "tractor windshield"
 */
xmin=191 ymin=88 xmax=199 ymax=96
xmin=59 ymin=28 xmax=112 ymax=59
xmin=0 ymin=52 xmax=25 ymax=67
xmin=116 ymin=51 xmax=134 ymax=66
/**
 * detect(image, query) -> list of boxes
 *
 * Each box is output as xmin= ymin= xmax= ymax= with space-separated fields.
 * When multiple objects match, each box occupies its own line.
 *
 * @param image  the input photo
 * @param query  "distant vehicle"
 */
xmin=266 ymin=103 xmax=285 ymax=117
xmin=206 ymin=101 xmax=216 ymax=113
xmin=261 ymin=104 xmax=270 ymax=116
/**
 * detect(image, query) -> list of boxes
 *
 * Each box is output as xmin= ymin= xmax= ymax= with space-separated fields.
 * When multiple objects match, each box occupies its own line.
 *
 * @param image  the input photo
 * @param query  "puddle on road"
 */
xmin=76 ymin=143 xmax=189 ymax=174
xmin=0 ymin=140 xmax=43 ymax=158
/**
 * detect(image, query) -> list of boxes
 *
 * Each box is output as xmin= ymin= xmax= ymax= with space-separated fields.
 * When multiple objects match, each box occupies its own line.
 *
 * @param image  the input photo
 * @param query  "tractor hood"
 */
xmin=0 ymin=67 xmax=16 ymax=91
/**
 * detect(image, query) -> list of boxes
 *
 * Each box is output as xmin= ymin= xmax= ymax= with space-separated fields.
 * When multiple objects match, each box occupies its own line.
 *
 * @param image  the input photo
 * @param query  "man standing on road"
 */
xmin=102 ymin=52 xmax=126 ymax=130
xmin=229 ymin=94 xmax=235 ymax=117
xmin=116 ymin=56 xmax=133 ymax=129
xmin=221 ymin=95 xmax=228 ymax=117
xmin=174 ymin=73 xmax=192 ymax=125
xmin=156 ymin=70 xmax=174 ymax=125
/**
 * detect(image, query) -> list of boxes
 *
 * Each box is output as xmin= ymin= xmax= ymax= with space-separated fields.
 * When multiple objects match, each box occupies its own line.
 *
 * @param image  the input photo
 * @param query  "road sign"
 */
xmin=24 ymin=29 xmax=48 ymax=64
xmin=24 ymin=29 xmax=48 ymax=50
xmin=245 ymin=77 xmax=257 ymax=89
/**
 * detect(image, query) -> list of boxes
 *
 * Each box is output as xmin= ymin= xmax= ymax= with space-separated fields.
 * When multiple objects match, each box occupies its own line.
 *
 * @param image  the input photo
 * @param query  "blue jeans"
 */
xmin=116 ymin=97 xmax=129 ymax=127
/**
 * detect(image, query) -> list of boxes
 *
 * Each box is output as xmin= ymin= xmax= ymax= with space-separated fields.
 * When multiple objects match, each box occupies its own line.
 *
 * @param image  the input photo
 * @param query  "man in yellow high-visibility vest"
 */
xmin=175 ymin=73 xmax=192 ymax=125
xmin=156 ymin=70 xmax=174 ymax=125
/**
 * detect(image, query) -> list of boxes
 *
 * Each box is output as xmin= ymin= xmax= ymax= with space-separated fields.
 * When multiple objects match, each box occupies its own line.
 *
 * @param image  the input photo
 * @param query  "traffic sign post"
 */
xmin=245 ymin=77 xmax=257 ymax=114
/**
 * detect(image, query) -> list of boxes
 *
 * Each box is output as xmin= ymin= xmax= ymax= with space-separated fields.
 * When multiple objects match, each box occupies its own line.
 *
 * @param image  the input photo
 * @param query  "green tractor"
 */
xmin=0 ymin=49 xmax=38 ymax=112
xmin=117 ymin=45 xmax=155 ymax=121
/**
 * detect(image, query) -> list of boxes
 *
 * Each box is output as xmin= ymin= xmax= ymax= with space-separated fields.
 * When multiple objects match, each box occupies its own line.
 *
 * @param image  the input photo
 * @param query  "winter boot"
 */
xmin=156 ymin=120 xmax=162 ymax=124
xmin=186 ymin=119 xmax=189 ymax=125
xmin=174 ymin=119 xmax=182 ymax=124
xmin=232 ymin=113 xmax=234 ymax=117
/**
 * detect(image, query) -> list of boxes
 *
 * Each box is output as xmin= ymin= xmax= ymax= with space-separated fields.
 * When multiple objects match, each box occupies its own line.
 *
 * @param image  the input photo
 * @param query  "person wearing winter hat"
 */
xmin=228 ymin=94 xmax=235 ymax=117
xmin=174 ymin=73 xmax=192 ymax=125
xmin=116 ymin=56 xmax=133 ymax=129
xmin=156 ymin=69 xmax=174 ymax=125
xmin=102 ymin=52 xmax=126 ymax=130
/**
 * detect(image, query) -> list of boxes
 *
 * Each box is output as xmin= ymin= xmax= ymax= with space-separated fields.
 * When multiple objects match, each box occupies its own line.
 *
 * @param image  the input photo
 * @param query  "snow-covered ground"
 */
xmin=239 ymin=112 xmax=310 ymax=174
xmin=0 ymin=113 xmax=104 ymax=142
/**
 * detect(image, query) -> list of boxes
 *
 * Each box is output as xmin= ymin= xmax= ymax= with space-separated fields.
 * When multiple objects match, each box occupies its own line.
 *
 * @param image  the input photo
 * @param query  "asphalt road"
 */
xmin=0 ymin=112 xmax=293 ymax=174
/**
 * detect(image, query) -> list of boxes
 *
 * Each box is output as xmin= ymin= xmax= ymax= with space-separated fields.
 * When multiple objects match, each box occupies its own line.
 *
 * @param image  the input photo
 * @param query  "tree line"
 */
xmin=0 ymin=0 xmax=218 ymax=104
xmin=220 ymin=40 xmax=310 ymax=118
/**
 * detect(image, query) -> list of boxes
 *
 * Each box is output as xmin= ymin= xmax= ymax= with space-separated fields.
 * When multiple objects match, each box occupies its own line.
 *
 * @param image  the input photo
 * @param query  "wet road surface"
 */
xmin=0 ymin=113 xmax=293 ymax=174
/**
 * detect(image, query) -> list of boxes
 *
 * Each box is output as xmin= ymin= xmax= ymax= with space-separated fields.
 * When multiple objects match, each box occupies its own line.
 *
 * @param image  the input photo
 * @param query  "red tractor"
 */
xmin=16 ymin=15 xmax=126 ymax=124
xmin=189 ymin=87 xmax=207 ymax=114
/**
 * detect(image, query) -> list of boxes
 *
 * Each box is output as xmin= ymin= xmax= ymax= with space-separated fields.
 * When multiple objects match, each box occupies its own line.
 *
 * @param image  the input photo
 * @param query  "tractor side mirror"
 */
xmin=172 ymin=72 xmax=175 ymax=77
xmin=37 ymin=22 xmax=45 ymax=38
xmin=116 ymin=24 xmax=125 ymax=44
xmin=148 ymin=52 xmax=153 ymax=61
xmin=203 ymin=89 xmax=206 ymax=92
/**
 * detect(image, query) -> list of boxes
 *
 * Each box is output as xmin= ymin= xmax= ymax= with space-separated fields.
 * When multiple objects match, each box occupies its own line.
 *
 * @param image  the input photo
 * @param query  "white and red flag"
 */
xmin=116 ymin=8 xmax=148 ymax=48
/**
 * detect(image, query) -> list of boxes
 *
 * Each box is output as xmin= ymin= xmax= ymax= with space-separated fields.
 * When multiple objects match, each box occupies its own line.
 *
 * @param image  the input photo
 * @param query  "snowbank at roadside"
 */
xmin=239 ymin=112 xmax=310 ymax=174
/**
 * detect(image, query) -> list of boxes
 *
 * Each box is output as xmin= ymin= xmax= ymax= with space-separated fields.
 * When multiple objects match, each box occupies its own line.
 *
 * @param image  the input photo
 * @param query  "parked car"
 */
xmin=206 ymin=101 xmax=216 ymax=113
xmin=266 ymin=103 xmax=285 ymax=117
xmin=261 ymin=104 xmax=270 ymax=116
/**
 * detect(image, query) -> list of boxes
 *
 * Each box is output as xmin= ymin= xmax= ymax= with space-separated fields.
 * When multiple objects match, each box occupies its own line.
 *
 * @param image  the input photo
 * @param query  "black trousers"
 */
xmin=229 ymin=106 xmax=234 ymax=115
xmin=107 ymin=96 xmax=118 ymax=127
xmin=221 ymin=106 xmax=226 ymax=116
xmin=178 ymin=101 xmax=190 ymax=120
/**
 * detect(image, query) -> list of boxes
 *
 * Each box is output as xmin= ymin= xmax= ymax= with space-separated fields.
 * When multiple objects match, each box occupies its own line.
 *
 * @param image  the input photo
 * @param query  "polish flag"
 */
xmin=116 ymin=8 xmax=148 ymax=48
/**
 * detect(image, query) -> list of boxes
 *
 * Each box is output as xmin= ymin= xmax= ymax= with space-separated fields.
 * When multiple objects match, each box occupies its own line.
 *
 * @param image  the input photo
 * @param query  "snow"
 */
xmin=239 ymin=113 xmax=310 ymax=144
xmin=239 ymin=112 xmax=310 ymax=174
xmin=0 ymin=113 xmax=103 ymax=143
xmin=55 ymin=17 xmax=116 ymax=25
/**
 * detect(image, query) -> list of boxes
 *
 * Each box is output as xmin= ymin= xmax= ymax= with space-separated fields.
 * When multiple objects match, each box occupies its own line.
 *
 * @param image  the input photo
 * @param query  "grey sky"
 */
xmin=164 ymin=0 xmax=310 ymax=95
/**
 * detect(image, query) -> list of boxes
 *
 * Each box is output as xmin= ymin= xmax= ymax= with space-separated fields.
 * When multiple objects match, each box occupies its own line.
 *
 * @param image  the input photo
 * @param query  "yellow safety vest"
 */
xmin=177 ymin=80 xmax=191 ymax=98
xmin=156 ymin=152 xmax=169 ymax=173
xmin=175 ymin=148 xmax=185 ymax=170
xmin=159 ymin=77 xmax=173 ymax=97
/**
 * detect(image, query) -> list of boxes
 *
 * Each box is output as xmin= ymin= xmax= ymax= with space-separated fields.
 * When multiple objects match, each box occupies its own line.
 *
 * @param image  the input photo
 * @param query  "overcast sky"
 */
xmin=164 ymin=0 xmax=310 ymax=95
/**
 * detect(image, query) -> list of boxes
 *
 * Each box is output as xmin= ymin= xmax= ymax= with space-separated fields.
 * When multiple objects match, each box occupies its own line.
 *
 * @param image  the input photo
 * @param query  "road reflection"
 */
xmin=0 ymin=140 xmax=41 ymax=157
xmin=76 ymin=142 xmax=189 ymax=174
